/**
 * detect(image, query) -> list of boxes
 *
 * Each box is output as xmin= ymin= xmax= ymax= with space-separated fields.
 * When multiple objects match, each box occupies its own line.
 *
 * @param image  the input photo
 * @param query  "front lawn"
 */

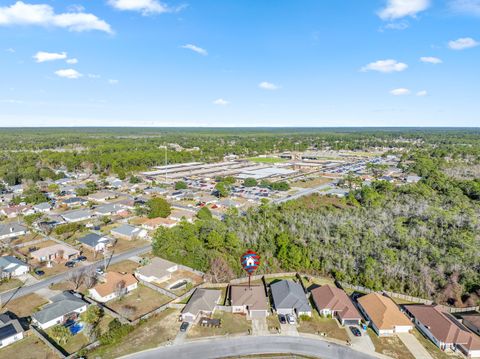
xmin=187 ymin=311 xmax=251 ymax=338
xmin=0 ymin=278 xmax=23 ymax=293
xmin=1 ymin=293 xmax=48 ymax=317
xmin=297 ymin=313 xmax=349 ymax=342
xmin=367 ymin=329 xmax=415 ymax=359
xmin=106 ymin=285 xmax=171 ymax=321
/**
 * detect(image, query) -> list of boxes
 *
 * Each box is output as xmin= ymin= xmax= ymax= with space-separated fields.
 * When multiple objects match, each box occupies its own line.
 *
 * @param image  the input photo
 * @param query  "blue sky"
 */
xmin=0 ymin=0 xmax=479 ymax=127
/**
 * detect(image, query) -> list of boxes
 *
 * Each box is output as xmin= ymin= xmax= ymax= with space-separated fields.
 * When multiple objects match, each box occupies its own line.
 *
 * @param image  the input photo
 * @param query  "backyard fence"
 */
xmin=13 ymin=237 xmax=48 ymax=249
xmin=31 ymin=325 xmax=68 ymax=359
xmin=138 ymin=279 xmax=177 ymax=299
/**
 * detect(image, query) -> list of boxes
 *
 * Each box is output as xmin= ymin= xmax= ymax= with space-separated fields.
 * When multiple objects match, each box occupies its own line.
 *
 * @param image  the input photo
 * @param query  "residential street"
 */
xmin=122 ymin=335 xmax=379 ymax=359
xmin=0 ymin=244 xmax=151 ymax=304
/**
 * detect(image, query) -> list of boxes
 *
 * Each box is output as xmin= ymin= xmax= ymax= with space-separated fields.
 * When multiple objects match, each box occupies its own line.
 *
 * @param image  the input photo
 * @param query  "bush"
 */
xmin=175 ymin=181 xmax=187 ymax=190
xmin=99 ymin=319 xmax=133 ymax=345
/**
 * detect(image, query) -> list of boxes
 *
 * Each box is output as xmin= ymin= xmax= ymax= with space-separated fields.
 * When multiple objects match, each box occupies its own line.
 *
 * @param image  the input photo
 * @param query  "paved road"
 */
xmin=123 ymin=335 xmax=378 ymax=359
xmin=0 ymin=244 xmax=151 ymax=304
xmin=274 ymin=183 xmax=333 ymax=204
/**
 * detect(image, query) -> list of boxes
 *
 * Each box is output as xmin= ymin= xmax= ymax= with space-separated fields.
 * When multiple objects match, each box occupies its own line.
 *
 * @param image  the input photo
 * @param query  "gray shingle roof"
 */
xmin=0 ymin=256 xmax=28 ymax=273
xmin=61 ymin=209 xmax=92 ymax=221
xmin=78 ymin=233 xmax=108 ymax=248
xmin=32 ymin=292 xmax=86 ymax=324
xmin=182 ymin=289 xmax=220 ymax=316
xmin=270 ymin=280 xmax=311 ymax=313
xmin=111 ymin=224 xmax=140 ymax=237
xmin=0 ymin=223 xmax=27 ymax=237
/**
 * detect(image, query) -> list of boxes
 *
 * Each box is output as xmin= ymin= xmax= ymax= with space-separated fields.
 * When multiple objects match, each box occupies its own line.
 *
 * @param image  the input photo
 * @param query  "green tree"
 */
xmin=83 ymin=305 xmax=102 ymax=325
xmin=51 ymin=325 xmax=72 ymax=345
xmin=147 ymin=197 xmax=171 ymax=218
xmin=197 ymin=207 xmax=212 ymax=220
xmin=175 ymin=181 xmax=188 ymax=190
xmin=215 ymin=182 xmax=229 ymax=197
xmin=243 ymin=178 xmax=258 ymax=187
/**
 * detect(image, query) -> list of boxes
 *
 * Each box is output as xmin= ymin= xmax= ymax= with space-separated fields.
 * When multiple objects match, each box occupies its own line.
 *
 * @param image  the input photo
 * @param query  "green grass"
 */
xmin=247 ymin=157 xmax=288 ymax=164
xmin=188 ymin=311 xmax=251 ymax=338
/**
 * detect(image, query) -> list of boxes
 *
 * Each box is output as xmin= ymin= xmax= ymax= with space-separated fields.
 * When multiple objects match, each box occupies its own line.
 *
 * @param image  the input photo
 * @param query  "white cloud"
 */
xmin=390 ymin=88 xmax=410 ymax=95
xmin=181 ymin=44 xmax=208 ymax=56
xmin=108 ymin=79 xmax=119 ymax=85
xmin=213 ymin=98 xmax=229 ymax=106
xmin=378 ymin=0 xmax=430 ymax=20
xmin=66 ymin=58 xmax=78 ymax=64
xmin=448 ymin=37 xmax=479 ymax=50
xmin=449 ymin=0 xmax=480 ymax=16
xmin=361 ymin=59 xmax=408 ymax=73
xmin=383 ymin=21 xmax=410 ymax=30
xmin=6 ymin=48 xmax=15 ymax=53
xmin=55 ymin=68 xmax=82 ymax=79
xmin=87 ymin=74 xmax=100 ymax=79
xmin=108 ymin=0 xmax=184 ymax=15
xmin=420 ymin=56 xmax=442 ymax=64
xmin=416 ymin=90 xmax=428 ymax=96
xmin=0 ymin=1 xmax=112 ymax=34
xmin=33 ymin=51 xmax=67 ymax=63
xmin=258 ymin=81 xmax=279 ymax=90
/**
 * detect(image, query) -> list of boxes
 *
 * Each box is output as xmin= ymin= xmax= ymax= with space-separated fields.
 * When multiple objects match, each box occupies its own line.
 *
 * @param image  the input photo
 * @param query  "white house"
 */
xmin=89 ymin=272 xmax=138 ymax=302
xmin=0 ymin=223 xmax=28 ymax=241
xmin=0 ymin=256 xmax=29 ymax=278
xmin=0 ymin=313 xmax=24 ymax=348
xmin=135 ymin=257 xmax=178 ymax=284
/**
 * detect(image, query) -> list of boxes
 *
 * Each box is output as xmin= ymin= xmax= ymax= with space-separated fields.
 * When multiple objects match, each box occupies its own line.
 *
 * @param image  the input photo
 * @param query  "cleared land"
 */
xmin=367 ymin=329 xmax=415 ymax=359
xmin=107 ymin=285 xmax=171 ymax=321
xmin=88 ymin=308 xmax=180 ymax=359
xmin=187 ymin=311 xmax=251 ymax=338
xmin=297 ymin=313 xmax=349 ymax=342
xmin=291 ymin=177 xmax=332 ymax=188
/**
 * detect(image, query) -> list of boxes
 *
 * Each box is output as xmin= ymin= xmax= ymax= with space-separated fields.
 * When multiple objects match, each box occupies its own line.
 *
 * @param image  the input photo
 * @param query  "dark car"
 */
xmin=65 ymin=261 xmax=76 ymax=268
xmin=77 ymin=256 xmax=87 ymax=261
xmin=278 ymin=314 xmax=287 ymax=324
xmin=180 ymin=322 xmax=189 ymax=332
xmin=349 ymin=326 xmax=361 ymax=337
xmin=34 ymin=269 xmax=45 ymax=276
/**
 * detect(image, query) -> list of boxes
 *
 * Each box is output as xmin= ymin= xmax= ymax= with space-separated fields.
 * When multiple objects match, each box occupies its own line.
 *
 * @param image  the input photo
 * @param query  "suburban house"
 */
xmin=0 ymin=205 xmax=34 ymax=218
xmin=230 ymin=285 xmax=269 ymax=318
xmin=135 ymin=257 xmax=178 ymax=284
xmin=142 ymin=217 xmax=177 ymax=230
xmin=405 ymin=305 xmax=480 ymax=357
xmin=0 ymin=312 xmax=24 ymax=348
xmin=310 ymin=284 xmax=362 ymax=325
xmin=61 ymin=209 xmax=93 ymax=223
xmin=89 ymin=272 xmax=138 ymax=302
xmin=0 ymin=223 xmax=28 ymax=241
xmin=270 ymin=280 xmax=312 ymax=317
xmin=62 ymin=197 xmax=88 ymax=208
xmin=78 ymin=233 xmax=111 ymax=252
xmin=87 ymin=191 xmax=117 ymax=202
xmin=462 ymin=315 xmax=480 ymax=336
xmin=0 ymin=256 xmax=29 ymax=278
xmin=180 ymin=288 xmax=221 ymax=323
xmin=94 ymin=203 xmax=127 ymax=216
xmin=169 ymin=209 xmax=196 ymax=223
xmin=30 ymin=244 xmax=80 ymax=263
xmin=31 ymin=291 xmax=88 ymax=330
xmin=357 ymin=293 xmax=413 ymax=336
xmin=33 ymin=202 xmax=52 ymax=213
xmin=110 ymin=224 xmax=146 ymax=240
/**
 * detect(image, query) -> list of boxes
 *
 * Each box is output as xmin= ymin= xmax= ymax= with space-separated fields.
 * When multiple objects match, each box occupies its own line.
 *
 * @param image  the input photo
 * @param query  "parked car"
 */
xmin=349 ymin=326 xmax=361 ymax=337
xmin=180 ymin=322 xmax=189 ymax=332
xmin=34 ymin=269 xmax=45 ymax=276
xmin=286 ymin=314 xmax=296 ymax=325
xmin=96 ymin=267 xmax=105 ymax=275
xmin=77 ymin=256 xmax=87 ymax=261
xmin=278 ymin=314 xmax=287 ymax=324
xmin=65 ymin=261 xmax=76 ymax=268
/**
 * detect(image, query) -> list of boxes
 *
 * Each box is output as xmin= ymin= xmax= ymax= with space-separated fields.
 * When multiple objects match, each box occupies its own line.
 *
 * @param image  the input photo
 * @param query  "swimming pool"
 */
xmin=68 ymin=321 xmax=85 ymax=335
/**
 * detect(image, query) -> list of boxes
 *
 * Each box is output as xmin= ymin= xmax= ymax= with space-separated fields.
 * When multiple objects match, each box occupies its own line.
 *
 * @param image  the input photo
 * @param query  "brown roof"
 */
xmin=91 ymin=272 xmax=137 ymax=298
xmin=143 ymin=217 xmax=177 ymax=228
xmin=462 ymin=333 xmax=480 ymax=351
xmin=357 ymin=293 xmax=412 ymax=330
xmin=230 ymin=285 xmax=268 ymax=311
xmin=406 ymin=305 xmax=470 ymax=344
xmin=311 ymin=284 xmax=361 ymax=321
xmin=462 ymin=314 xmax=480 ymax=329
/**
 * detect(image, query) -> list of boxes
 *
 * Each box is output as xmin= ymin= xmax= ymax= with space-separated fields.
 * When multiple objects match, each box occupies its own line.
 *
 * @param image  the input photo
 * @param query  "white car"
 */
xmin=286 ymin=314 xmax=296 ymax=325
